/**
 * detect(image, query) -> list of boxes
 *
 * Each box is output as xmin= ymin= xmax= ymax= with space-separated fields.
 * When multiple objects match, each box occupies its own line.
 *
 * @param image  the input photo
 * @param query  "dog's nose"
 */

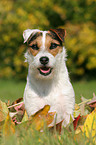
xmin=40 ymin=56 xmax=49 ymax=65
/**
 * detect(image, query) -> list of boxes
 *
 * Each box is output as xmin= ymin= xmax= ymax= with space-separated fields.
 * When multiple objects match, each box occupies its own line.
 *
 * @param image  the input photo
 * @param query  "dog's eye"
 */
xmin=50 ymin=43 xmax=58 ymax=49
xmin=30 ymin=44 xmax=39 ymax=50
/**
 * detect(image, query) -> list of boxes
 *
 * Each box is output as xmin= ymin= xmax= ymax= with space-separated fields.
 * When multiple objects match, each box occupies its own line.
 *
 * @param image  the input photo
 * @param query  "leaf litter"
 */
xmin=0 ymin=93 xmax=96 ymax=143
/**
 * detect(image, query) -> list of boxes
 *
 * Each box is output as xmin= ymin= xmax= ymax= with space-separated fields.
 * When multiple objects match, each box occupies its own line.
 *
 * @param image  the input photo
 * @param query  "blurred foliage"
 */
xmin=0 ymin=0 xmax=96 ymax=80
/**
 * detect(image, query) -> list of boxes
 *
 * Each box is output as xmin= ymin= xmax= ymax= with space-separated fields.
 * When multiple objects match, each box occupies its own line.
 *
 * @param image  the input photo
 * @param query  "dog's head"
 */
xmin=23 ymin=28 xmax=66 ymax=80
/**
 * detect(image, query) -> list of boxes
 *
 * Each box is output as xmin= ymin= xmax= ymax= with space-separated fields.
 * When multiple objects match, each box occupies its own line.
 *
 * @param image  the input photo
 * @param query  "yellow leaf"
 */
xmin=3 ymin=113 xmax=15 ymax=137
xmin=73 ymin=109 xmax=81 ymax=118
xmin=45 ymin=112 xmax=56 ymax=126
xmin=29 ymin=105 xmax=55 ymax=131
xmin=75 ymin=125 xmax=83 ymax=135
xmin=0 ymin=100 xmax=8 ymax=122
xmin=19 ymin=105 xmax=55 ymax=132
xmin=21 ymin=110 xmax=28 ymax=123
xmin=30 ymin=105 xmax=50 ymax=119
xmin=82 ymin=108 xmax=96 ymax=143
xmin=74 ymin=104 xmax=80 ymax=110
xmin=18 ymin=105 xmax=55 ymax=132
xmin=0 ymin=100 xmax=9 ymax=131
xmin=73 ymin=104 xmax=81 ymax=118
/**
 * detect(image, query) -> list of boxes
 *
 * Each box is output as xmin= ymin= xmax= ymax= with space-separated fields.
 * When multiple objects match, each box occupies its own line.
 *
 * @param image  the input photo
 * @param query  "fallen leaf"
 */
xmin=8 ymin=101 xmax=25 ymax=125
xmin=0 ymin=100 xmax=8 ymax=122
xmin=29 ymin=105 xmax=55 ymax=131
xmin=87 ymin=93 xmax=96 ymax=108
xmin=21 ymin=110 xmax=28 ymax=123
xmin=3 ymin=113 xmax=15 ymax=137
xmin=12 ymin=110 xmax=24 ymax=124
xmin=82 ymin=108 xmax=96 ymax=143
xmin=14 ymin=102 xmax=24 ymax=112
xmin=30 ymin=105 xmax=50 ymax=119
xmin=45 ymin=112 xmax=56 ymax=126
xmin=0 ymin=100 xmax=9 ymax=131
xmin=73 ymin=109 xmax=81 ymax=118
xmin=73 ymin=104 xmax=80 ymax=118
xmin=81 ymin=96 xmax=89 ymax=102
xmin=73 ymin=114 xmax=81 ymax=130
xmin=18 ymin=105 xmax=55 ymax=132
xmin=80 ymin=104 xmax=85 ymax=116
xmin=74 ymin=104 xmax=80 ymax=110
xmin=12 ymin=98 xmax=23 ymax=105
xmin=75 ymin=125 xmax=83 ymax=134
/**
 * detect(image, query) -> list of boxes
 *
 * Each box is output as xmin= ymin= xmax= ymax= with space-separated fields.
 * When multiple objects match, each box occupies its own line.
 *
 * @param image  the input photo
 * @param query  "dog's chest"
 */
xmin=24 ymin=82 xmax=66 ymax=116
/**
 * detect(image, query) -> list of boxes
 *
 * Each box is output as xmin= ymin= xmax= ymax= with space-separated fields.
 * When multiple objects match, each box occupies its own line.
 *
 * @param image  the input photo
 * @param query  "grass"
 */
xmin=72 ymin=80 xmax=96 ymax=103
xmin=0 ymin=79 xmax=96 ymax=145
xmin=0 ymin=79 xmax=25 ymax=103
xmin=0 ymin=124 xmax=95 ymax=145
xmin=0 ymin=79 xmax=96 ymax=103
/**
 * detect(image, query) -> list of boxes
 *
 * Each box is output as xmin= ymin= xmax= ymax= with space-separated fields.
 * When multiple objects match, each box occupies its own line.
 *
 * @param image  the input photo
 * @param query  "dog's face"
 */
xmin=23 ymin=29 xmax=66 ymax=80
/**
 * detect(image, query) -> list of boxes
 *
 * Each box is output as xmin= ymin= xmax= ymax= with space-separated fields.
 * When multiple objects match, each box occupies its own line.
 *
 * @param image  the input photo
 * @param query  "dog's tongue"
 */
xmin=40 ymin=67 xmax=50 ymax=74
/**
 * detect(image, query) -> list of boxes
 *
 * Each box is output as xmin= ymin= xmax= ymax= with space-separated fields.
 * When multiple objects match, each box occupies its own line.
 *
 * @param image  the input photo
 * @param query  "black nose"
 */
xmin=39 ymin=56 xmax=49 ymax=65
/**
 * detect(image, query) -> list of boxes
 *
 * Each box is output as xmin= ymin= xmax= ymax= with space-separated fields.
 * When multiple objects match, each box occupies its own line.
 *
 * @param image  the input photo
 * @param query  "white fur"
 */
xmin=23 ymin=29 xmax=75 ymax=127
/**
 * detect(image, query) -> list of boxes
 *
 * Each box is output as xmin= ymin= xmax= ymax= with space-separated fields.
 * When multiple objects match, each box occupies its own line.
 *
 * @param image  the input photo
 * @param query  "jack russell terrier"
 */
xmin=23 ymin=28 xmax=75 ymax=127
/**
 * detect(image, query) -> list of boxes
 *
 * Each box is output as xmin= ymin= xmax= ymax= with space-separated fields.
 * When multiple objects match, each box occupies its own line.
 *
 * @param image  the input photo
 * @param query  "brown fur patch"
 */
xmin=45 ymin=33 xmax=63 ymax=57
xmin=27 ymin=31 xmax=63 ymax=57
xmin=28 ymin=36 xmax=43 ymax=56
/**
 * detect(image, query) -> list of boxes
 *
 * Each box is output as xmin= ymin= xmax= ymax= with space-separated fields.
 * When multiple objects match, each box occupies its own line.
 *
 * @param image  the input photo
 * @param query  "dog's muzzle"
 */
xmin=38 ymin=56 xmax=53 ymax=76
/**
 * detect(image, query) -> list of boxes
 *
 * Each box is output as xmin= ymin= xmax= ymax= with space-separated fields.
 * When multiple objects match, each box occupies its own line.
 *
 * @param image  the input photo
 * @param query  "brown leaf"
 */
xmin=28 ymin=105 xmax=55 ymax=131
xmin=75 ymin=125 xmax=83 ymax=134
xmin=45 ymin=112 xmax=56 ymax=126
xmin=87 ymin=93 xmax=96 ymax=108
xmin=8 ymin=98 xmax=23 ymax=112
xmin=19 ymin=105 xmax=55 ymax=132
xmin=8 ymin=99 xmax=25 ymax=124
xmin=12 ymin=98 xmax=23 ymax=105
xmin=30 ymin=105 xmax=50 ymax=119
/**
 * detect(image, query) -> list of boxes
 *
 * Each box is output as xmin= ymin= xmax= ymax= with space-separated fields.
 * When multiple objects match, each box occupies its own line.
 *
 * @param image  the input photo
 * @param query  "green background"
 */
xmin=0 ymin=0 xmax=96 ymax=80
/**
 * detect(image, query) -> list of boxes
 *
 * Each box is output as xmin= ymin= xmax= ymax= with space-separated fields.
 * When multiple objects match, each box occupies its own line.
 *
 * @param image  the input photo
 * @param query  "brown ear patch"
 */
xmin=49 ymin=29 xmax=66 ymax=42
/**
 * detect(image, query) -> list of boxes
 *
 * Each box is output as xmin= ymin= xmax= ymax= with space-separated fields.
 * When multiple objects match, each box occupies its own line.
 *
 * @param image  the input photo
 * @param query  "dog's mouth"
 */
xmin=38 ymin=67 xmax=53 ymax=76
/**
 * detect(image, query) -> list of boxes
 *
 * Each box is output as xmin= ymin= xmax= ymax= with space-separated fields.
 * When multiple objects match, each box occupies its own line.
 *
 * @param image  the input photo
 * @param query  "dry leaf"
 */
xmin=29 ymin=105 xmax=55 ymax=131
xmin=21 ymin=110 xmax=28 ymax=123
xmin=3 ymin=113 xmax=15 ymax=137
xmin=18 ymin=105 xmax=55 ymax=132
xmin=87 ymin=93 xmax=96 ymax=108
xmin=73 ymin=114 xmax=81 ymax=130
xmin=75 ymin=125 xmax=83 ymax=134
xmin=0 ymin=100 xmax=9 ymax=131
xmin=82 ymin=108 xmax=96 ymax=143
xmin=0 ymin=100 xmax=8 ymax=122
xmin=8 ymin=100 xmax=25 ymax=125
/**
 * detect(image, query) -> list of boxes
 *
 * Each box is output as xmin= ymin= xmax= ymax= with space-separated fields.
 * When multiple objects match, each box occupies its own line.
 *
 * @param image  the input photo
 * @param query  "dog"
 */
xmin=23 ymin=28 xmax=75 ymax=127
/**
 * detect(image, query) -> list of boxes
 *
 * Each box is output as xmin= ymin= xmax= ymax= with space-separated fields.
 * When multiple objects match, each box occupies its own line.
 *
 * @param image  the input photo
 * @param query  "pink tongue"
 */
xmin=40 ymin=68 xmax=50 ymax=74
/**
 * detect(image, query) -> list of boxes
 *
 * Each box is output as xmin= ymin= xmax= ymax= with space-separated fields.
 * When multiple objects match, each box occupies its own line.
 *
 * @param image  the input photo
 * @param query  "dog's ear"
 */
xmin=23 ymin=29 xmax=40 ymax=43
xmin=49 ymin=28 xmax=66 ymax=42
xmin=23 ymin=29 xmax=33 ymax=43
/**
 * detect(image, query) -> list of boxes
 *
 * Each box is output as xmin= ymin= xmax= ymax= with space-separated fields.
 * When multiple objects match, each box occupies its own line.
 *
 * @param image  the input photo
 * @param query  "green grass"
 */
xmin=0 ymin=125 xmax=95 ymax=145
xmin=73 ymin=80 xmax=96 ymax=103
xmin=0 ymin=79 xmax=25 ymax=103
xmin=0 ymin=79 xmax=96 ymax=103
